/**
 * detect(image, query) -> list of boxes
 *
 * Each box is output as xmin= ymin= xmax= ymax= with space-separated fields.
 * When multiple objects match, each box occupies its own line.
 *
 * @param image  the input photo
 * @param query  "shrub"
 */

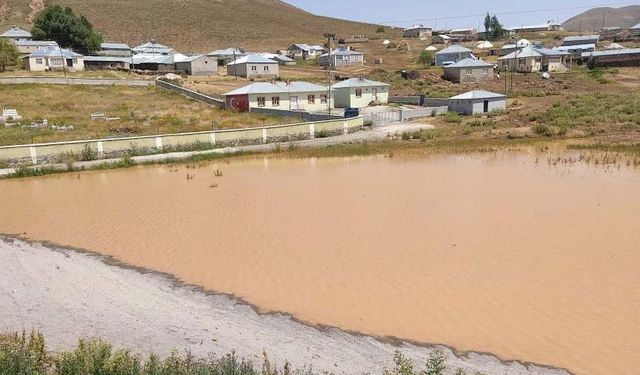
xmin=80 ymin=144 xmax=98 ymax=161
xmin=385 ymin=351 xmax=414 ymax=375
xmin=425 ymin=349 xmax=446 ymax=375
xmin=0 ymin=331 xmax=47 ymax=375
xmin=442 ymin=112 xmax=462 ymax=124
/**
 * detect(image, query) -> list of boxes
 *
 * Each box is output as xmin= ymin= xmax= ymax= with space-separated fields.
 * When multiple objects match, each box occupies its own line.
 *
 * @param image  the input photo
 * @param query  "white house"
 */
xmin=25 ymin=46 xmax=84 ymax=72
xmin=332 ymin=78 xmax=389 ymax=108
xmin=319 ymin=48 xmax=364 ymax=68
xmin=448 ymin=90 xmax=506 ymax=115
xmin=132 ymin=41 xmax=174 ymax=55
xmin=287 ymin=44 xmax=325 ymax=60
xmin=226 ymin=54 xmax=279 ymax=78
xmin=223 ymin=81 xmax=330 ymax=112
xmin=1 ymin=26 xmax=32 ymax=42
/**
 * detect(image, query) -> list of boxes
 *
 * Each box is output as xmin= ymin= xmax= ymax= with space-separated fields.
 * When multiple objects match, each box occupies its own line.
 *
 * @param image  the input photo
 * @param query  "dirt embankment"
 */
xmin=0 ymin=237 xmax=569 ymax=375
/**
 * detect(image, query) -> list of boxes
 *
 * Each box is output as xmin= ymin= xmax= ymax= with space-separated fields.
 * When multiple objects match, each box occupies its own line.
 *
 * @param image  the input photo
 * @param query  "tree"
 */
xmin=424 ymin=349 xmax=446 ymax=375
xmin=418 ymin=50 xmax=434 ymax=68
xmin=484 ymin=13 xmax=492 ymax=35
xmin=0 ymin=38 xmax=20 ymax=71
xmin=483 ymin=13 xmax=506 ymax=41
xmin=31 ymin=5 xmax=103 ymax=54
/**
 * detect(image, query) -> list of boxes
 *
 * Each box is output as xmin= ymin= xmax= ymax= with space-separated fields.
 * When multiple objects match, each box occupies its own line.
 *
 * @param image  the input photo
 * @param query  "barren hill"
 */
xmin=562 ymin=5 xmax=640 ymax=32
xmin=0 ymin=0 xmax=386 ymax=52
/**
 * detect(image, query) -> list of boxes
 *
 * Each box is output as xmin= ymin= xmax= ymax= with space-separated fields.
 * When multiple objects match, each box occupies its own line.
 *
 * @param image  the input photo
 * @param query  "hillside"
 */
xmin=0 ymin=0 xmax=388 ymax=52
xmin=562 ymin=5 xmax=640 ymax=32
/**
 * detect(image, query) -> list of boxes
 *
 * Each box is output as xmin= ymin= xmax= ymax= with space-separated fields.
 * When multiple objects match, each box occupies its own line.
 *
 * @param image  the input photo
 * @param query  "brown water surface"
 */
xmin=1 ymin=151 xmax=639 ymax=375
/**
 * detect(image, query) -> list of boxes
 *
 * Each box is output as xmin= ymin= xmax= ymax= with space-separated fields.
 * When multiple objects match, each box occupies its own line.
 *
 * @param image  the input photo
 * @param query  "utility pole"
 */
xmin=232 ymin=49 xmax=237 ymax=80
xmin=324 ymin=32 xmax=336 ymax=115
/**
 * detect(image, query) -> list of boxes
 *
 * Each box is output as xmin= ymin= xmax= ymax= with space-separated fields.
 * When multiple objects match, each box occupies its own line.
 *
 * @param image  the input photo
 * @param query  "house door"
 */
xmin=66 ymin=59 xmax=73 ymax=67
xmin=483 ymin=100 xmax=489 ymax=113
xmin=372 ymin=88 xmax=378 ymax=101
xmin=290 ymin=96 xmax=298 ymax=110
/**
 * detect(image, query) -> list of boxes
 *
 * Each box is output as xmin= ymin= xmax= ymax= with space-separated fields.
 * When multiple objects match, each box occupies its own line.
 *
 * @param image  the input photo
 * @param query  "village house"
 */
xmin=286 ymin=44 xmax=325 ymax=60
xmin=227 ymin=54 xmax=279 ymax=78
xmin=131 ymin=54 xmax=175 ymax=71
xmin=630 ymin=23 xmax=640 ymax=38
xmin=499 ymin=43 xmax=518 ymax=56
xmin=510 ymin=22 xmax=563 ymax=33
xmin=258 ymin=53 xmax=296 ymax=65
xmin=319 ymin=47 xmax=364 ymax=68
xmin=403 ymin=25 xmax=433 ymax=39
xmin=447 ymin=28 xmax=477 ymax=42
xmin=435 ymin=45 xmax=473 ymax=66
xmin=98 ymin=42 xmax=132 ymax=57
xmin=448 ymin=90 xmax=506 ymax=115
xmin=25 ymin=46 xmax=84 ymax=72
xmin=207 ymin=48 xmax=246 ymax=66
xmin=174 ymin=54 xmax=218 ymax=76
xmin=1 ymin=26 xmax=32 ymax=42
xmin=223 ymin=81 xmax=330 ymax=112
xmin=432 ymin=34 xmax=451 ymax=44
xmin=562 ymin=35 xmax=599 ymax=46
xmin=554 ymin=43 xmax=596 ymax=58
xmin=498 ymin=46 xmax=569 ymax=73
xmin=132 ymin=41 xmax=174 ymax=56
xmin=443 ymin=58 xmax=494 ymax=83
xmin=332 ymin=78 xmax=389 ymax=108
xmin=13 ymin=40 xmax=58 ymax=56
xmin=84 ymin=56 xmax=131 ymax=70
xmin=600 ymin=27 xmax=622 ymax=40
xmin=582 ymin=48 xmax=640 ymax=68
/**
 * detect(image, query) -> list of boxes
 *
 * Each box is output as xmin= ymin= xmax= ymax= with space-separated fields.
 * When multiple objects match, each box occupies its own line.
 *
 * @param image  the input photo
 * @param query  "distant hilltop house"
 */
xmin=582 ymin=48 xmax=640 ymax=68
xmin=497 ymin=45 xmax=570 ymax=73
xmin=318 ymin=47 xmax=364 ymax=68
xmin=403 ymin=25 xmax=433 ymax=39
xmin=174 ymin=54 xmax=218 ymax=76
xmin=207 ymin=48 xmax=247 ymax=66
xmin=227 ymin=54 xmax=279 ymax=78
xmin=286 ymin=44 xmax=325 ymax=60
xmin=223 ymin=81 xmax=330 ymax=112
xmin=562 ymin=35 xmax=599 ymax=46
xmin=435 ymin=45 xmax=473 ymax=66
xmin=510 ymin=22 xmax=563 ymax=34
xmin=332 ymin=78 xmax=389 ymax=108
xmin=25 ymin=46 xmax=84 ymax=72
xmin=443 ymin=58 xmax=494 ymax=83
xmin=1 ymin=26 xmax=33 ymax=42
xmin=449 ymin=90 xmax=506 ymax=115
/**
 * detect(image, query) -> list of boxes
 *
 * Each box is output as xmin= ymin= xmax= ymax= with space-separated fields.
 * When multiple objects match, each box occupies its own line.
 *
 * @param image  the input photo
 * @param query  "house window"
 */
xmin=355 ymin=88 xmax=362 ymax=98
xmin=308 ymin=95 xmax=315 ymax=104
xmin=272 ymin=96 xmax=280 ymax=106
xmin=518 ymin=58 xmax=525 ymax=65
xmin=264 ymin=66 xmax=269 ymax=72
xmin=35 ymin=58 xmax=43 ymax=65
xmin=320 ymin=95 xmax=327 ymax=104
xmin=465 ymin=69 xmax=472 ymax=76
xmin=257 ymin=97 xmax=266 ymax=107
xmin=251 ymin=66 xmax=257 ymax=71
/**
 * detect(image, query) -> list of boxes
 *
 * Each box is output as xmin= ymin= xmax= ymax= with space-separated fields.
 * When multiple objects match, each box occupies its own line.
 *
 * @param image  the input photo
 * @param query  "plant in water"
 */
xmin=424 ymin=349 xmax=446 ymax=375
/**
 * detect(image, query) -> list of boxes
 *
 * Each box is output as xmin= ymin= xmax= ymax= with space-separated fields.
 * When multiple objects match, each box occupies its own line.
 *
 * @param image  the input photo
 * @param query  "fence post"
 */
xmin=309 ymin=123 xmax=315 ymax=139
xmin=155 ymin=137 xmax=163 ymax=150
xmin=29 ymin=146 xmax=37 ymax=165
xmin=96 ymin=141 xmax=104 ymax=157
xmin=262 ymin=128 xmax=268 ymax=143
xmin=210 ymin=132 xmax=216 ymax=145
xmin=399 ymin=110 xmax=404 ymax=122
xmin=343 ymin=120 xmax=348 ymax=135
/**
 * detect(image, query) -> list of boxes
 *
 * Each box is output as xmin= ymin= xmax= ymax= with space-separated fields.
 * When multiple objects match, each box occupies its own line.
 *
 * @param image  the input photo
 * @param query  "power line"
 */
xmin=370 ymin=1 xmax=639 ymax=26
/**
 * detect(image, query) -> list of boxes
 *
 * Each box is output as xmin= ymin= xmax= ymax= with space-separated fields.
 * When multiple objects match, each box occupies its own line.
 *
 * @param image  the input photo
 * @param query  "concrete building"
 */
xmin=174 ymin=54 xmax=218 ymax=76
xmin=510 ymin=22 xmax=563 ymax=33
xmin=582 ymin=48 xmax=640 ymax=68
xmin=286 ymin=44 xmax=325 ymax=60
xmin=435 ymin=45 xmax=473 ymax=66
xmin=319 ymin=48 xmax=364 ymax=68
xmin=84 ymin=56 xmax=131 ymax=70
xmin=131 ymin=54 xmax=175 ymax=71
xmin=332 ymin=78 xmax=389 ymax=109
xmin=498 ymin=46 xmax=569 ymax=73
xmin=14 ymin=40 xmax=58 ymax=56
xmin=631 ymin=23 xmax=640 ymax=38
xmin=132 ymin=41 xmax=174 ymax=56
xmin=223 ymin=81 xmax=330 ymax=112
xmin=444 ymin=58 xmax=494 ymax=83
xmin=258 ymin=53 xmax=296 ymax=65
xmin=227 ymin=54 xmax=279 ymax=78
xmin=499 ymin=44 xmax=518 ymax=56
xmin=433 ymin=35 xmax=451 ymax=44
xmin=562 ymin=35 xmax=599 ymax=46
xmin=98 ymin=42 xmax=132 ymax=57
xmin=25 ymin=46 xmax=84 ymax=72
xmin=207 ymin=48 xmax=246 ymax=66
xmin=449 ymin=90 xmax=506 ymax=115
xmin=403 ymin=25 xmax=433 ymax=39
xmin=554 ymin=44 xmax=596 ymax=58
xmin=600 ymin=27 xmax=622 ymax=40
xmin=1 ymin=26 xmax=32 ymax=42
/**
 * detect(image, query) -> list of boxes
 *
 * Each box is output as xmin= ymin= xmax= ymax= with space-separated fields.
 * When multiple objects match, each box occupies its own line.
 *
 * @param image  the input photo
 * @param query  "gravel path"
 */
xmin=0 ymin=237 xmax=570 ymax=375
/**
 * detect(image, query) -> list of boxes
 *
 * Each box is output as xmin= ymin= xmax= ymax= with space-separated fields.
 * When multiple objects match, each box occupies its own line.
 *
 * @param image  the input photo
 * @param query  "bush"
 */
xmin=80 ymin=144 xmax=98 ymax=161
xmin=0 ymin=331 xmax=47 ymax=375
xmin=442 ymin=112 xmax=462 ymax=124
xmin=425 ymin=349 xmax=446 ymax=375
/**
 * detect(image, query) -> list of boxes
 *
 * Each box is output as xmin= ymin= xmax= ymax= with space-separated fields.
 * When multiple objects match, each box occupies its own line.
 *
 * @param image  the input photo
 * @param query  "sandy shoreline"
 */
xmin=0 ymin=236 xmax=569 ymax=375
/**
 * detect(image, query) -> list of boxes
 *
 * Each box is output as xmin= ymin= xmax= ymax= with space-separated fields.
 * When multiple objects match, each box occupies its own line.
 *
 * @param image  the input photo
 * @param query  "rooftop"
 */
xmin=446 ymin=57 xmax=492 ymax=68
xmin=1 ymin=26 xmax=32 ymax=38
xmin=498 ymin=46 xmax=542 ymax=60
xmin=436 ymin=45 xmax=472 ymax=55
xmin=554 ymin=44 xmax=596 ymax=51
xmin=29 ymin=46 xmax=83 ymax=59
xmin=321 ymin=48 xmax=363 ymax=57
xmin=14 ymin=40 xmax=57 ymax=47
xmin=101 ymin=42 xmax=131 ymax=50
xmin=450 ymin=90 xmax=506 ymax=100
xmin=207 ymin=48 xmax=246 ymax=57
xmin=332 ymin=78 xmax=389 ymax=88
xmin=582 ymin=48 xmax=640 ymax=58
xmin=223 ymin=81 xmax=327 ymax=96
xmin=227 ymin=54 xmax=279 ymax=65
xmin=563 ymin=35 xmax=599 ymax=42
xmin=84 ymin=56 xmax=133 ymax=63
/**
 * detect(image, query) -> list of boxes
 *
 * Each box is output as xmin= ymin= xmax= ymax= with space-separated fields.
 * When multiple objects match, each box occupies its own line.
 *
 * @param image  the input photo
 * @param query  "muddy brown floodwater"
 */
xmin=1 ymin=151 xmax=639 ymax=375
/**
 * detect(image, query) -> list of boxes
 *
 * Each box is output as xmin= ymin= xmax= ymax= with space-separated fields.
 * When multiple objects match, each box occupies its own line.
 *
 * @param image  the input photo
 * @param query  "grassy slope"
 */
xmin=0 ymin=0 xmax=385 ymax=52
xmin=562 ymin=6 xmax=640 ymax=31
xmin=0 ymin=84 xmax=292 ymax=145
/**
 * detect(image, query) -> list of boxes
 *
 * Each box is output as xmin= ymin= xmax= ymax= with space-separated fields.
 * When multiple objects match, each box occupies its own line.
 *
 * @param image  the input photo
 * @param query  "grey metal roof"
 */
xmin=563 ymin=35 xmax=599 ymax=42
xmin=1 ymin=26 xmax=31 ymax=38
xmin=227 ymin=54 xmax=278 ymax=65
xmin=173 ymin=53 xmax=205 ymax=63
xmin=274 ymin=81 xmax=327 ymax=93
xmin=223 ymin=82 xmax=287 ymax=96
xmin=321 ymin=48 xmax=363 ymax=57
xmin=447 ymin=57 xmax=492 ymax=68
xmin=332 ymin=78 xmax=389 ymax=89
xmin=436 ymin=45 xmax=472 ymax=55
xmin=404 ymin=24 xmax=432 ymax=31
xmin=101 ymin=42 xmax=130 ymax=50
xmin=28 ymin=46 xmax=83 ymax=58
xmin=534 ymin=47 xmax=570 ymax=57
xmin=581 ymin=48 xmax=640 ymax=58
xmin=554 ymin=44 xmax=596 ymax=51
xmin=632 ymin=23 xmax=640 ymax=30
xmin=259 ymin=53 xmax=295 ymax=62
xmin=131 ymin=54 xmax=174 ymax=65
xmin=498 ymin=46 xmax=542 ymax=59
xmin=207 ymin=48 xmax=246 ymax=57
xmin=450 ymin=90 xmax=505 ymax=100
xmin=14 ymin=40 xmax=57 ymax=47
xmin=84 ymin=56 xmax=132 ymax=63
xmin=132 ymin=41 xmax=174 ymax=54
xmin=290 ymin=43 xmax=324 ymax=52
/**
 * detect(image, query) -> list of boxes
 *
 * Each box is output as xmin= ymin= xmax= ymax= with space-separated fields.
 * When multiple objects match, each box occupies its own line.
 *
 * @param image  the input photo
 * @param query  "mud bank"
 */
xmin=0 ymin=237 xmax=568 ymax=375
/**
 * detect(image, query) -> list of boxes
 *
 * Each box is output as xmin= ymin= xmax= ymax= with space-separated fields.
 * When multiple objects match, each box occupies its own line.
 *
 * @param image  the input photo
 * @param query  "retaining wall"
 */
xmin=401 ymin=106 xmax=449 ymax=120
xmin=250 ymin=107 xmax=343 ymax=121
xmin=0 ymin=117 xmax=364 ymax=165
xmin=389 ymin=96 xmax=450 ymax=108
xmin=0 ymin=77 xmax=154 ymax=86
xmin=155 ymin=79 xmax=225 ymax=108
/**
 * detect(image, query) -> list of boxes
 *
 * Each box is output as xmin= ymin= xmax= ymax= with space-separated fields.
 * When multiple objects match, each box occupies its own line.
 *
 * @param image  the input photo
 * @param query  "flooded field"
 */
xmin=1 ymin=150 xmax=639 ymax=375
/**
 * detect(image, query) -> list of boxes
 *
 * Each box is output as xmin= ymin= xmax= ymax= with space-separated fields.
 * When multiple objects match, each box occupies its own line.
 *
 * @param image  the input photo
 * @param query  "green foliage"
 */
xmin=385 ymin=351 xmax=414 ymax=375
xmin=483 ymin=13 xmax=506 ymax=41
xmin=376 ymin=26 xmax=386 ymax=33
xmin=0 ymin=331 xmax=47 ymax=375
xmin=442 ymin=112 xmax=462 ymax=124
xmin=0 ymin=38 xmax=20 ymax=71
xmin=81 ymin=144 xmax=98 ymax=161
xmin=424 ymin=349 xmax=446 ymax=375
xmin=418 ymin=51 xmax=434 ymax=68
xmin=32 ymin=5 xmax=104 ymax=54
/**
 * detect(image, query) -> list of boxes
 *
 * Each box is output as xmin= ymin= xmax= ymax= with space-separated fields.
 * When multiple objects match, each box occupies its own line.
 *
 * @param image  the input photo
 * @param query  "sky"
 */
xmin=283 ymin=0 xmax=639 ymax=29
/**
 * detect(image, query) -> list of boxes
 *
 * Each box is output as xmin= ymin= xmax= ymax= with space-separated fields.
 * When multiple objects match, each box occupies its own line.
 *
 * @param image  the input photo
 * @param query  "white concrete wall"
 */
xmin=333 ymin=86 xmax=389 ymax=108
xmin=247 ymin=91 xmax=332 ymax=112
